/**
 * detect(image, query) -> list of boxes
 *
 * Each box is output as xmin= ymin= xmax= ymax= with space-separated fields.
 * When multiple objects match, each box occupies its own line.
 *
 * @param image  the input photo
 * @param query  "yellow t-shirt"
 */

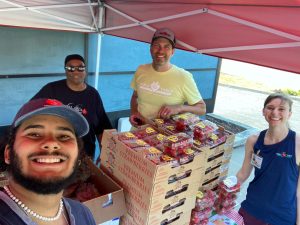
xmin=131 ymin=64 xmax=202 ymax=119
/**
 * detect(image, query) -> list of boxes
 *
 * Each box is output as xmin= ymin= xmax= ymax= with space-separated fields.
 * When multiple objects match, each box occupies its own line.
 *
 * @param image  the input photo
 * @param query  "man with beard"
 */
xmin=130 ymin=28 xmax=206 ymax=127
xmin=0 ymin=98 xmax=96 ymax=225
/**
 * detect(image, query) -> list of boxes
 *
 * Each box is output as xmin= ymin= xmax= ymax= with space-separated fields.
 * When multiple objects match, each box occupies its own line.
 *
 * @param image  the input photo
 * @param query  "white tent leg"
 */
xmin=94 ymin=33 xmax=102 ymax=90
xmin=93 ymin=2 xmax=104 ymax=90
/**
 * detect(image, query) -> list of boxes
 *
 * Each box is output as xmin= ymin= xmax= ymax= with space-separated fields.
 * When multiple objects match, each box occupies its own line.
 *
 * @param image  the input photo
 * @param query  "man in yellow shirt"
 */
xmin=130 ymin=28 xmax=206 ymax=127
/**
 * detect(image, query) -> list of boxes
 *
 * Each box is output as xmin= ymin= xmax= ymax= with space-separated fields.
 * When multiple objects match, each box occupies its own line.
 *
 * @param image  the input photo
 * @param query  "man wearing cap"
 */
xmin=130 ymin=28 xmax=206 ymax=126
xmin=31 ymin=54 xmax=112 ymax=160
xmin=0 ymin=98 xmax=96 ymax=225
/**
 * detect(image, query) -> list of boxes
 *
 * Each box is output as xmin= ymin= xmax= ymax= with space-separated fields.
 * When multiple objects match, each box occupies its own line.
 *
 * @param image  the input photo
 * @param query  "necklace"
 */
xmin=63 ymin=211 xmax=70 ymax=225
xmin=3 ymin=185 xmax=64 ymax=222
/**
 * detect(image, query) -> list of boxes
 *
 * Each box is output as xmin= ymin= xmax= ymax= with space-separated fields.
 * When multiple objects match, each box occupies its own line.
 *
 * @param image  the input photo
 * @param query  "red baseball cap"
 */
xmin=13 ymin=98 xmax=89 ymax=137
xmin=152 ymin=28 xmax=176 ymax=47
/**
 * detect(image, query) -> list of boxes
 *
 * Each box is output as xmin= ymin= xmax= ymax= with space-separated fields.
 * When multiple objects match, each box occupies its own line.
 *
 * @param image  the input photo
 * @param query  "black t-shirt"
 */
xmin=31 ymin=79 xmax=112 ymax=158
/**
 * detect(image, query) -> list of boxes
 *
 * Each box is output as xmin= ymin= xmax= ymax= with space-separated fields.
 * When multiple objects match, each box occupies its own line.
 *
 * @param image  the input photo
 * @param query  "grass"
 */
xmin=279 ymin=88 xmax=300 ymax=96
xmin=219 ymin=73 xmax=300 ymax=96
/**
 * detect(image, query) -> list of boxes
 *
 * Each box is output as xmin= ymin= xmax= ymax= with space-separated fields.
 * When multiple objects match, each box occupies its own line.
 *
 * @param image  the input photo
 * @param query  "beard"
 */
xmin=8 ymin=149 xmax=79 ymax=195
xmin=152 ymin=56 xmax=167 ymax=65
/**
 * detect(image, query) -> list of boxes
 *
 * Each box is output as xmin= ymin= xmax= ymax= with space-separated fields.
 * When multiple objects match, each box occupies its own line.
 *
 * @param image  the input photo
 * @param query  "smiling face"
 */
xmin=5 ymin=115 xmax=80 ymax=194
xmin=263 ymin=98 xmax=292 ymax=127
xmin=150 ymin=37 xmax=175 ymax=71
xmin=65 ymin=59 xmax=86 ymax=87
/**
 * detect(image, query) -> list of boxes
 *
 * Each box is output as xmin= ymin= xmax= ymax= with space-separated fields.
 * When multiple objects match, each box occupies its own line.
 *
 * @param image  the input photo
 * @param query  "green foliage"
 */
xmin=280 ymin=88 xmax=300 ymax=96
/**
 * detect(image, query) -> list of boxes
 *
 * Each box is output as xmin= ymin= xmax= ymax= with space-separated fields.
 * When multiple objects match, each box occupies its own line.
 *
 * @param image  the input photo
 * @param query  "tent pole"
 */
xmin=94 ymin=34 xmax=101 ymax=90
xmin=94 ymin=2 xmax=105 ymax=90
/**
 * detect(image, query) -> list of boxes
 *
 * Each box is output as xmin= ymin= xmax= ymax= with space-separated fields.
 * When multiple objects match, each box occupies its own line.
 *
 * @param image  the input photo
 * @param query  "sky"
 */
xmin=220 ymin=59 xmax=300 ymax=90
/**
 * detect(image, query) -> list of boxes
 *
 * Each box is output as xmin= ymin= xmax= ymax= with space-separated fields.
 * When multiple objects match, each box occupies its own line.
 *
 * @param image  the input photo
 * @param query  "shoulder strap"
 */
xmin=0 ymin=199 xmax=26 ymax=225
xmin=253 ymin=130 xmax=267 ymax=152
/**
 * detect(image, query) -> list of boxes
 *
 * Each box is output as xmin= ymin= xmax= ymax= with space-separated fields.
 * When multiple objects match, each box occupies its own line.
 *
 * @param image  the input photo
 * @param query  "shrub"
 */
xmin=280 ymin=88 xmax=300 ymax=96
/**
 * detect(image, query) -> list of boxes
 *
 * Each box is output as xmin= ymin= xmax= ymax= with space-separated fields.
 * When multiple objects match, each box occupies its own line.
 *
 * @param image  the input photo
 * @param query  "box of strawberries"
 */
xmin=64 ymin=158 xmax=127 ymax=224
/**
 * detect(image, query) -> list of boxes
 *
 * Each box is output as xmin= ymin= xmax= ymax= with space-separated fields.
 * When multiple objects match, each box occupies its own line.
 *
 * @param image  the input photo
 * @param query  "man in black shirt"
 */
xmin=31 ymin=54 xmax=112 ymax=159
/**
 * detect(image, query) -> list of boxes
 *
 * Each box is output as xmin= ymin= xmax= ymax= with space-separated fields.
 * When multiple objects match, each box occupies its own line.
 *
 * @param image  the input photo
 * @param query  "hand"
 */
xmin=129 ymin=113 xmax=145 ymax=127
xmin=158 ymin=105 xmax=181 ymax=119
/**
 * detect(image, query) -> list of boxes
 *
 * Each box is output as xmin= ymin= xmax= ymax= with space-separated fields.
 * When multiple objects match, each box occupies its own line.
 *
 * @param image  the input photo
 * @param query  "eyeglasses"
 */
xmin=65 ymin=66 xmax=86 ymax=72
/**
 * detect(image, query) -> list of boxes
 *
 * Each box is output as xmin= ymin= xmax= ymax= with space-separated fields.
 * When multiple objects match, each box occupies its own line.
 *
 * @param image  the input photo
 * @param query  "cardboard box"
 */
xmin=204 ymin=132 xmax=235 ymax=160
xmin=203 ymin=164 xmax=222 ymax=182
xmin=205 ymin=152 xmax=225 ymax=169
xmin=200 ymin=163 xmax=230 ymax=191
xmin=201 ymin=175 xmax=220 ymax=190
xmin=120 ymin=213 xmax=136 ymax=225
xmin=99 ymin=218 xmax=120 ymax=225
xmin=100 ymin=130 xmax=206 ymax=225
xmin=202 ymin=132 xmax=234 ymax=180
xmin=101 ymin=130 xmax=206 ymax=185
xmin=118 ymin=190 xmax=196 ymax=225
xmin=121 ymin=210 xmax=191 ymax=225
xmin=80 ymin=159 xmax=127 ymax=224
xmin=202 ymin=156 xmax=231 ymax=183
xmin=218 ymin=168 xmax=230 ymax=182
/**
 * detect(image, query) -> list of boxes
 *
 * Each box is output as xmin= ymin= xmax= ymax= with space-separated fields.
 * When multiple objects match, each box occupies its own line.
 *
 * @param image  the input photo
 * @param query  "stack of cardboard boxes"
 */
xmin=101 ymin=129 xmax=206 ymax=225
xmin=199 ymin=133 xmax=235 ymax=190
xmin=100 ymin=113 xmax=235 ymax=225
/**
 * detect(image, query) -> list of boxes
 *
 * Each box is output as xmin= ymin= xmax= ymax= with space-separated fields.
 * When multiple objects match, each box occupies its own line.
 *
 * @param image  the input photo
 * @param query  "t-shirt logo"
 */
xmin=67 ymin=103 xmax=88 ymax=116
xmin=276 ymin=152 xmax=292 ymax=158
xmin=82 ymin=108 xmax=88 ymax=115
xmin=139 ymin=81 xmax=172 ymax=96
xmin=150 ymin=82 xmax=160 ymax=92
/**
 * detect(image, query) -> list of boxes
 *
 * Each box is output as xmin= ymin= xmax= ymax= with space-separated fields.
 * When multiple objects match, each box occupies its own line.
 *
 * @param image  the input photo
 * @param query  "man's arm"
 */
xmin=130 ymin=91 xmax=139 ymax=116
xmin=129 ymin=91 xmax=146 ymax=127
xmin=157 ymin=100 xmax=206 ymax=119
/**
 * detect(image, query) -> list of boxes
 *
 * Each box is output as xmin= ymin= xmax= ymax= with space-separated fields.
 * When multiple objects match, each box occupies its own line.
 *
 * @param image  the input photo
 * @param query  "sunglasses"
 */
xmin=65 ymin=66 xmax=86 ymax=72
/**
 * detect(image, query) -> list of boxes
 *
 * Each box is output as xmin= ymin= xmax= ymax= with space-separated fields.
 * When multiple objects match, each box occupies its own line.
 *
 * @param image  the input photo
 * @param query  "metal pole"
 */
xmin=94 ymin=2 xmax=104 ymax=90
xmin=94 ymin=34 xmax=102 ymax=90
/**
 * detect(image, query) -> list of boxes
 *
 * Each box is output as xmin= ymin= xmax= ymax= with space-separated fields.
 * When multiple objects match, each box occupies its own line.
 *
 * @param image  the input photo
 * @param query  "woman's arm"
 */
xmin=236 ymin=134 xmax=258 ymax=184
